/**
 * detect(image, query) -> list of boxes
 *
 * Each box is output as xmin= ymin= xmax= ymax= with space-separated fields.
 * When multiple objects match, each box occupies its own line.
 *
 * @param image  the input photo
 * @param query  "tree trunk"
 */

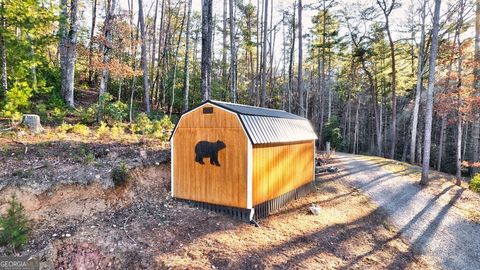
xmin=377 ymin=0 xmax=397 ymax=159
xmin=297 ymin=0 xmax=304 ymax=116
xmin=138 ymin=0 xmax=151 ymax=113
xmin=183 ymin=0 xmax=192 ymax=111
xmin=420 ymin=0 xmax=442 ymax=186
xmin=410 ymin=0 xmax=427 ymax=164
xmin=437 ymin=116 xmax=446 ymax=171
xmin=260 ymin=0 xmax=268 ymax=107
xmin=287 ymin=2 xmax=295 ymax=113
xmin=353 ymin=98 xmax=361 ymax=154
xmin=0 ymin=0 xmax=6 ymax=99
xmin=472 ymin=0 xmax=480 ymax=175
xmin=168 ymin=2 xmax=187 ymax=117
xmin=88 ymin=0 xmax=97 ymax=87
xmin=98 ymin=0 xmax=117 ymax=99
xmin=201 ymin=0 xmax=213 ymax=101
xmin=222 ymin=0 xmax=227 ymax=86
xmin=455 ymin=0 xmax=466 ymax=184
xmin=60 ymin=0 xmax=78 ymax=108
xmin=229 ymin=0 xmax=237 ymax=103
xmin=149 ymin=0 xmax=159 ymax=94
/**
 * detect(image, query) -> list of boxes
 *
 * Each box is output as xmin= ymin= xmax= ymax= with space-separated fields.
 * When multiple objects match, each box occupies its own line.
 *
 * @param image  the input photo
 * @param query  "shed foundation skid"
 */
xmin=253 ymin=181 xmax=316 ymax=220
xmin=176 ymin=181 xmax=316 ymax=222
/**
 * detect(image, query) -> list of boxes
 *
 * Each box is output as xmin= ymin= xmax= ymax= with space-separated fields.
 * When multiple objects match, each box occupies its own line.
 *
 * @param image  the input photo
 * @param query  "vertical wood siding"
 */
xmin=173 ymin=104 xmax=248 ymax=208
xmin=252 ymin=141 xmax=314 ymax=206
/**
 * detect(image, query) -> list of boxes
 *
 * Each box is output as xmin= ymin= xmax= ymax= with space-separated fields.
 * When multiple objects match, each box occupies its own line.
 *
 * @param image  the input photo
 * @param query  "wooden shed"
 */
xmin=170 ymin=100 xmax=318 ymax=221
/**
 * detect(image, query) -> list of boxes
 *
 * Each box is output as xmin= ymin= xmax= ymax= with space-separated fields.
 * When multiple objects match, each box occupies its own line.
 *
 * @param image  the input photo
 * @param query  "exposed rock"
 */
xmin=309 ymin=204 xmax=321 ymax=215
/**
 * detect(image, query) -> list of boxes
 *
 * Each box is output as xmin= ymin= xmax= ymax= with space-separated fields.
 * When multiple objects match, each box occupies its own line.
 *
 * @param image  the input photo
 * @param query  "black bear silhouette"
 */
xmin=194 ymin=140 xmax=226 ymax=166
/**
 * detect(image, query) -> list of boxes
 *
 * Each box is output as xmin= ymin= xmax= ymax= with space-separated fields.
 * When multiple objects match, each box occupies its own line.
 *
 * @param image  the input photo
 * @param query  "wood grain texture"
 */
xmin=172 ymin=104 xmax=248 ymax=208
xmin=252 ymin=141 xmax=314 ymax=206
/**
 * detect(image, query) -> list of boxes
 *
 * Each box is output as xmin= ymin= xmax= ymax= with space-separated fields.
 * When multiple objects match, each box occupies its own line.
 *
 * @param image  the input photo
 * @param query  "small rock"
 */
xmin=17 ymin=130 xmax=27 ymax=137
xmin=112 ymin=224 xmax=117 ymax=228
xmin=155 ymin=162 xmax=160 ymax=166
xmin=52 ymin=234 xmax=58 ymax=237
xmin=65 ymin=233 xmax=71 ymax=238
xmin=326 ymin=167 xmax=338 ymax=173
xmin=309 ymin=204 xmax=321 ymax=215
xmin=140 ymin=150 xmax=148 ymax=159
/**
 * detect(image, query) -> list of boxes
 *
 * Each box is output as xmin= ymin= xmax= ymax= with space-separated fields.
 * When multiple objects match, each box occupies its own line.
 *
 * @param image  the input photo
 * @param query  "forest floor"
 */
xmin=335 ymin=153 xmax=480 ymax=270
xmin=0 ymin=129 xmax=438 ymax=269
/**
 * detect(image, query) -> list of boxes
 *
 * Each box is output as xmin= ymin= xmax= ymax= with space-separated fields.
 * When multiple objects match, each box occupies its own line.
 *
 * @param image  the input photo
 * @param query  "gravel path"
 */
xmin=334 ymin=153 xmax=480 ymax=270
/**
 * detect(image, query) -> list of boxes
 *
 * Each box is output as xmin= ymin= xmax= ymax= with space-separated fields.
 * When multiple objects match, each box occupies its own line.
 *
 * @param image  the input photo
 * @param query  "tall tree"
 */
xmin=201 ymin=0 xmax=213 ymax=101
xmin=138 ymin=0 xmax=151 ymax=113
xmin=297 ymin=0 xmax=304 ymax=116
xmin=454 ymin=0 xmax=466 ymax=183
xmin=98 ymin=0 xmax=117 ymax=98
xmin=473 ymin=0 xmax=480 ymax=175
xmin=287 ymin=2 xmax=296 ymax=113
xmin=88 ymin=0 xmax=97 ymax=87
xmin=260 ymin=0 xmax=268 ymax=106
xmin=410 ymin=0 xmax=427 ymax=164
xmin=149 ymin=0 xmax=159 ymax=94
xmin=229 ymin=0 xmax=237 ymax=103
xmin=183 ymin=0 xmax=192 ymax=111
xmin=0 ymin=0 xmax=7 ymax=99
xmin=420 ymin=0 xmax=442 ymax=185
xmin=222 ymin=0 xmax=228 ymax=85
xmin=377 ymin=0 xmax=398 ymax=159
xmin=59 ymin=0 xmax=79 ymax=108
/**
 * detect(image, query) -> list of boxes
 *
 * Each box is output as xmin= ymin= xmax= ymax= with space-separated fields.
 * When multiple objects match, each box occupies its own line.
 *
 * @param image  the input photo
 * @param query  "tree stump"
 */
xmin=22 ymin=114 xmax=43 ymax=133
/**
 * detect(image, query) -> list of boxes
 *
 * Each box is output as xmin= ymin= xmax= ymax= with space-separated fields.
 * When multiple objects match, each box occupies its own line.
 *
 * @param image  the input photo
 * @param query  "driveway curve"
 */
xmin=333 ymin=153 xmax=480 ymax=270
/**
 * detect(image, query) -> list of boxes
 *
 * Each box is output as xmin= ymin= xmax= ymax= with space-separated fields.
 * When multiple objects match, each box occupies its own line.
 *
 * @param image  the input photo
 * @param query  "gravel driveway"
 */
xmin=333 ymin=153 xmax=480 ymax=270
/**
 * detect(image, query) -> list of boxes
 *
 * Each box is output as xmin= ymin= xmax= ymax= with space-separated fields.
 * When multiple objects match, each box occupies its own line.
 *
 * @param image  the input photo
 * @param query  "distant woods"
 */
xmin=0 ymin=0 xmax=479 ymax=183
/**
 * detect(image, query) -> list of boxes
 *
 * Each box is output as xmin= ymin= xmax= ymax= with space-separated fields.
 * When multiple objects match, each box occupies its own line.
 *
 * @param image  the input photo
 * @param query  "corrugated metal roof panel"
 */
xmin=240 ymin=115 xmax=318 ymax=144
xmin=210 ymin=100 xmax=304 ymax=120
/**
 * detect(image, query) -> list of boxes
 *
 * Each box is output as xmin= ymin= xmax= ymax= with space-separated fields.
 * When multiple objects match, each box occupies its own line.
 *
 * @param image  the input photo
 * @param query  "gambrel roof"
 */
xmin=171 ymin=100 xmax=318 ymax=145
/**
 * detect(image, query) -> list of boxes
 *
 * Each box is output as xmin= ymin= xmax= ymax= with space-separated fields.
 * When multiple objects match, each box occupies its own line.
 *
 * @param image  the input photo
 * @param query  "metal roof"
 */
xmin=171 ymin=100 xmax=318 ymax=144
xmin=240 ymin=115 xmax=318 ymax=144
xmin=210 ymin=100 xmax=305 ymax=120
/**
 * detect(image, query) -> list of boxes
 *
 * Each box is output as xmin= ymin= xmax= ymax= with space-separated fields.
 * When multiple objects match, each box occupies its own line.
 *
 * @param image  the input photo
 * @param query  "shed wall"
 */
xmin=172 ymin=104 xmax=248 ymax=208
xmin=252 ymin=141 xmax=314 ymax=206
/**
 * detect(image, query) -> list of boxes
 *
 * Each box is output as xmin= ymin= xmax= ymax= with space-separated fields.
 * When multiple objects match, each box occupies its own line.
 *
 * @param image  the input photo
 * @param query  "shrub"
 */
xmin=471 ymin=174 xmax=480 ymax=193
xmin=96 ymin=122 xmax=110 ymax=138
xmin=71 ymin=123 xmax=90 ymax=136
xmin=50 ymin=107 xmax=66 ymax=124
xmin=131 ymin=113 xmax=152 ymax=135
xmin=56 ymin=123 xmax=73 ymax=134
xmin=36 ymin=104 xmax=48 ymax=121
xmin=0 ymin=196 xmax=31 ymax=252
xmin=111 ymin=163 xmax=130 ymax=187
xmin=85 ymin=153 xmax=95 ymax=164
xmin=105 ymin=101 xmax=128 ymax=123
xmin=0 ymin=82 xmax=32 ymax=118
xmin=76 ymin=105 xmax=98 ymax=124
xmin=110 ymin=123 xmax=126 ymax=139
xmin=151 ymin=116 xmax=174 ymax=140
